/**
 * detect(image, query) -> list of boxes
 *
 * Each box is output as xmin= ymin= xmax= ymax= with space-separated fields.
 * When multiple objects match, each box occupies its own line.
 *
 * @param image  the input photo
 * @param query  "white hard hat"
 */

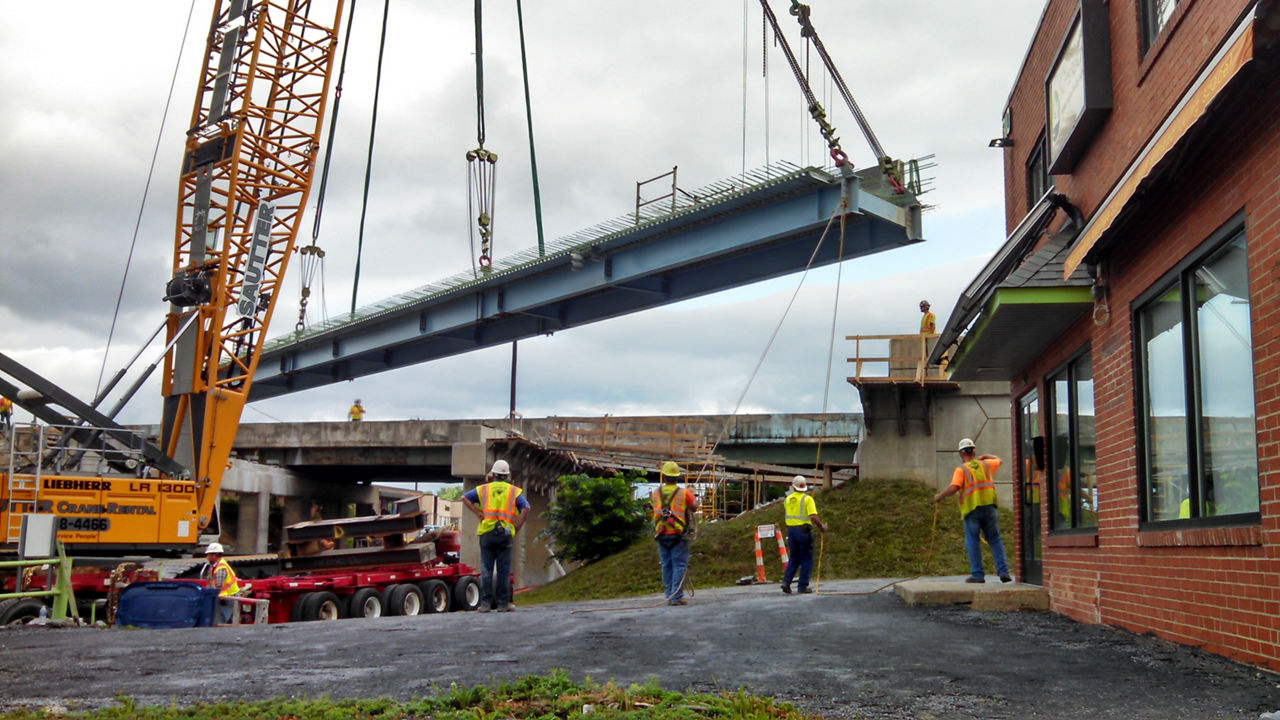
xmin=792 ymin=475 xmax=808 ymax=492
xmin=490 ymin=459 xmax=511 ymax=475
xmin=205 ymin=542 xmax=225 ymax=555
xmin=958 ymin=438 xmax=976 ymax=451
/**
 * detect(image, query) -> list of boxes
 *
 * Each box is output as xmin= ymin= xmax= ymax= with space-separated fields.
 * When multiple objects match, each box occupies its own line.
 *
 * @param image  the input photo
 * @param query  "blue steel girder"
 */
xmin=250 ymin=165 xmax=922 ymax=400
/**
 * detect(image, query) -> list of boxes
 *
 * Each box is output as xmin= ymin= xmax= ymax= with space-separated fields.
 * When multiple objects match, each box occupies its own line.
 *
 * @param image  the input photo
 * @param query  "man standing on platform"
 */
xmin=934 ymin=438 xmax=1012 ymax=584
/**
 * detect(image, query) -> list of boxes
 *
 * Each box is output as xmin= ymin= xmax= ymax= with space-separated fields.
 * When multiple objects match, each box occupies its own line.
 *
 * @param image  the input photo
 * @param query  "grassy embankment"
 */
xmin=520 ymin=477 xmax=1015 ymax=604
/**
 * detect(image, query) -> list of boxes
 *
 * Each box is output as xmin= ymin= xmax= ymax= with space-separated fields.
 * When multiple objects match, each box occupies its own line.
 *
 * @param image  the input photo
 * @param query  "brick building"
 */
xmin=932 ymin=0 xmax=1280 ymax=669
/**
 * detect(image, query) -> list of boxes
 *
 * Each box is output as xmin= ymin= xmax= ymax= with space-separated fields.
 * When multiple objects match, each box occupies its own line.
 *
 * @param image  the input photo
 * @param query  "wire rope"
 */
xmin=296 ymin=0 xmax=358 ymax=330
xmin=351 ymin=0 xmax=391 ymax=315
xmin=96 ymin=0 xmax=199 ymax=397
xmin=515 ymin=0 xmax=546 ymax=257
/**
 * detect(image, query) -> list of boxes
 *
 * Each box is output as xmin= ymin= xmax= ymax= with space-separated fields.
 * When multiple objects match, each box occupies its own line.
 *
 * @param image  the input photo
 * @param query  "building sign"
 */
xmin=1045 ymin=0 xmax=1112 ymax=174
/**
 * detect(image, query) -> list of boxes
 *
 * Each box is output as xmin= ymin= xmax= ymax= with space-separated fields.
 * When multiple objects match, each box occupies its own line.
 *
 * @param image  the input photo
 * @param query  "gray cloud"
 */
xmin=1 ymin=1 xmax=1040 ymax=426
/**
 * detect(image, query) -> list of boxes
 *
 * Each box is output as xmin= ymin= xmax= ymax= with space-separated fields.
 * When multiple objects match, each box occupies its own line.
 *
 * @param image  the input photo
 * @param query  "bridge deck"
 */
xmin=250 ymin=162 xmax=922 ymax=400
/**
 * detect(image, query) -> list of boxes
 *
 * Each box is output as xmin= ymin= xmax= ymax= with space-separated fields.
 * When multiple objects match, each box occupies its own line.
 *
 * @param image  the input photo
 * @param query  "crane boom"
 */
xmin=161 ymin=0 xmax=345 ymax=536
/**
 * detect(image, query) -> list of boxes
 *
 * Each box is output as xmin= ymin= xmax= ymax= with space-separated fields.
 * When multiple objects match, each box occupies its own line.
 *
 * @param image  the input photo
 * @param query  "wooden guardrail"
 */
xmin=846 ymin=333 xmax=948 ymax=384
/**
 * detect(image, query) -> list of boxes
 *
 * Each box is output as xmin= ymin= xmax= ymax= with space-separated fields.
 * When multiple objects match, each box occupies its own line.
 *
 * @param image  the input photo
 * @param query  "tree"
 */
xmin=543 ymin=471 xmax=650 ymax=564
xmin=436 ymin=485 xmax=464 ymax=501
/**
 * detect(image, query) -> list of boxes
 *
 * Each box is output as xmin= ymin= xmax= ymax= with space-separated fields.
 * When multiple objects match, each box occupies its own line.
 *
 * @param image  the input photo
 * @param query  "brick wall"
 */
xmin=1003 ymin=0 xmax=1280 ymax=671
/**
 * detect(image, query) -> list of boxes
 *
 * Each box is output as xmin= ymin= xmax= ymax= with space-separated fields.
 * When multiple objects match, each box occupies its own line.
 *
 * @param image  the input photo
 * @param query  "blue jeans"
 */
xmin=478 ymin=527 xmax=514 ymax=608
xmin=963 ymin=504 xmax=1009 ymax=580
xmin=656 ymin=535 xmax=690 ymax=602
xmin=782 ymin=526 xmax=814 ymax=590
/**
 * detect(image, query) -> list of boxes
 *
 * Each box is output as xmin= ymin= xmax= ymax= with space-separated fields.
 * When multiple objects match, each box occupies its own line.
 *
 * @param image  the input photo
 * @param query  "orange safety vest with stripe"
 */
xmin=208 ymin=559 xmax=240 ymax=596
xmin=651 ymin=484 xmax=693 ymax=536
xmin=956 ymin=459 xmax=998 ymax=517
xmin=0 ymin=397 xmax=11 ymax=412
xmin=476 ymin=481 xmax=521 ymax=535
xmin=921 ymin=311 xmax=936 ymax=334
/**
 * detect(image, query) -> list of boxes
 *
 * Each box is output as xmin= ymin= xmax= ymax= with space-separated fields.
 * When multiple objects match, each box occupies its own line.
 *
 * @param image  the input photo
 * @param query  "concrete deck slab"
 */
xmin=895 ymin=578 xmax=1050 ymax=611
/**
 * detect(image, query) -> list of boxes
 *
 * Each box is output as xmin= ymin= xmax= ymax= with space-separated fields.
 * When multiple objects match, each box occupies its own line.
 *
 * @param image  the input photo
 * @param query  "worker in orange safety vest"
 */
xmin=651 ymin=460 xmax=699 ymax=606
xmin=934 ymin=438 xmax=1012 ymax=584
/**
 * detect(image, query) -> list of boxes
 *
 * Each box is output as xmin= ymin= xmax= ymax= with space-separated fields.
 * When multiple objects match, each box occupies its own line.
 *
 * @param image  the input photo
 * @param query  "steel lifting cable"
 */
xmin=784 ymin=1 xmax=905 ymax=193
xmin=758 ymin=0 xmax=847 ymax=168
xmin=351 ymin=0 xmax=391 ymax=314
xmin=96 ymin=0 xmax=200 ymax=397
xmin=467 ymin=0 xmax=498 ymax=272
xmin=297 ymin=0 xmax=358 ymax=331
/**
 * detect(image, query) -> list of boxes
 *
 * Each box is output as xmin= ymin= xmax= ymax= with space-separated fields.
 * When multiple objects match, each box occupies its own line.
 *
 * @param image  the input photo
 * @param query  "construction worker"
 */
xmin=919 ymin=300 xmax=936 ymax=334
xmin=201 ymin=543 xmax=241 ymax=623
xmin=0 ymin=395 xmax=11 ymax=435
xmin=934 ymin=438 xmax=1012 ymax=584
xmin=780 ymin=475 xmax=826 ymax=594
xmin=348 ymin=399 xmax=365 ymax=421
xmin=462 ymin=459 xmax=529 ymax=612
xmin=651 ymin=461 xmax=699 ymax=606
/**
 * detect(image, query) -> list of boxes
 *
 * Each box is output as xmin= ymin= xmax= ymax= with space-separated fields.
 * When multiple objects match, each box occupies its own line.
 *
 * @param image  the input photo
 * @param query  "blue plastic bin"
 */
xmin=115 ymin=581 xmax=219 ymax=628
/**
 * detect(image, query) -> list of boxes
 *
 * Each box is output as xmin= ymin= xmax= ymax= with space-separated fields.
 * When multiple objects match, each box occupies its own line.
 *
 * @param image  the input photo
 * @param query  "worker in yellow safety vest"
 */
xmin=651 ymin=461 xmax=699 ymax=606
xmin=934 ymin=438 xmax=1012 ymax=584
xmin=780 ymin=475 xmax=826 ymax=595
xmin=348 ymin=399 xmax=365 ymax=421
xmin=462 ymin=459 xmax=530 ymax=612
xmin=0 ymin=396 xmax=12 ymax=435
xmin=919 ymin=300 xmax=936 ymax=335
xmin=201 ymin=542 xmax=240 ymax=623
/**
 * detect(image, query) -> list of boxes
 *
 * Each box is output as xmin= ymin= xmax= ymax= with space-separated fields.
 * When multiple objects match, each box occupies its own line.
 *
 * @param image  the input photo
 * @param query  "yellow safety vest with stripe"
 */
xmin=784 ymin=491 xmax=816 ymax=527
xmin=209 ymin=559 xmax=240 ymax=597
xmin=476 ymin=481 xmax=521 ymax=535
xmin=0 ymin=397 xmax=11 ymax=412
xmin=957 ymin=459 xmax=998 ymax=517
xmin=651 ymin=484 xmax=692 ymax=536
xmin=921 ymin=311 xmax=936 ymax=334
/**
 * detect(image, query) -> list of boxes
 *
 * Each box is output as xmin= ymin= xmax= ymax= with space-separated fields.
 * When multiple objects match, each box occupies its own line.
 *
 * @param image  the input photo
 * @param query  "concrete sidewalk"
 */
xmin=0 ymin=577 xmax=1276 ymax=719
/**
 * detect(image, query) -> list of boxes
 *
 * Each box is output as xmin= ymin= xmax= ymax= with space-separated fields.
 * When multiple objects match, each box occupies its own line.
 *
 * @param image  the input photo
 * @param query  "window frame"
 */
xmin=1132 ymin=213 xmax=1259 ymax=529
xmin=1047 ymin=348 xmax=1097 ymax=533
xmin=1026 ymin=131 xmax=1051 ymax=208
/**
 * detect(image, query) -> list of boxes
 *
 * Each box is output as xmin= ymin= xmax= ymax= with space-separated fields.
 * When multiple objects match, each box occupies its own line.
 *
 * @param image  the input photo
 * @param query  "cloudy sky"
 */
xmin=0 ymin=1 xmax=1045 ymax=427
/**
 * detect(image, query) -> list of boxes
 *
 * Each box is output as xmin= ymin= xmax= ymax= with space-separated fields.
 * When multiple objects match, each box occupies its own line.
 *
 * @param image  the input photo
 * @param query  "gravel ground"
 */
xmin=2 ymin=578 xmax=1278 ymax=719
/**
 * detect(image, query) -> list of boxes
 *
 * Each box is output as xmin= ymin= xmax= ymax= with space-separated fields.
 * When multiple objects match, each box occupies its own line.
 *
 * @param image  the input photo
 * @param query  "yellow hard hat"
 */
xmin=660 ymin=461 xmax=681 ymax=478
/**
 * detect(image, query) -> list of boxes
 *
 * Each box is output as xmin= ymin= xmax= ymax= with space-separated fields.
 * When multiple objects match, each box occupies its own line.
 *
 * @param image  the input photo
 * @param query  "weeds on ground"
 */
xmin=0 ymin=670 xmax=822 ymax=720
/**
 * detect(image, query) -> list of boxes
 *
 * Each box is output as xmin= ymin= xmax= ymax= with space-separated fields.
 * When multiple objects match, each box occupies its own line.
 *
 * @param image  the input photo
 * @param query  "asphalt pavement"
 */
xmin=2 ymin=578 xmax=1278 ymax=719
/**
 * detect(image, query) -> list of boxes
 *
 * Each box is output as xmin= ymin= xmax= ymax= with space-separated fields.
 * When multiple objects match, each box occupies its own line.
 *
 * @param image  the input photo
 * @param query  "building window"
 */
xmin=1141 ymin=0 xmax=1180 ymax=53
xmin=1137 ymin=227 xmax=1259 ymax=524
xmin=1026 ymin=132 xmax=1050 ymax=205
xmin=1049 ymin=352 xmax=1096 ymax=530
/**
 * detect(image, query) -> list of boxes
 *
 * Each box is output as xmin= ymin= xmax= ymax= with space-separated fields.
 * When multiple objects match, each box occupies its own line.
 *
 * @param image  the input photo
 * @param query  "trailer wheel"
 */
xmin=303 ymin=592 xmax=344 ymax=621
xmin=383 ymin=583 xmax=423 ymax=616
xmin=418 ymin=580 xmax=451 ymax=613
xmin=452 ymin=576 xmax=481 ymax=611
xmin=347 ymin=587 xmax=383 ymax=619
xmin=0 ymin=598 xmax=44 ymax=626
xmin=290 ymin=593 xmax=315 ymax=622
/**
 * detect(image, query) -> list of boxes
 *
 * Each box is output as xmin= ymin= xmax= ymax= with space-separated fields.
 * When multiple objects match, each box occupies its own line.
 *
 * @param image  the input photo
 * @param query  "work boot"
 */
xmin=667 ymin=598 xmax=687 ymax=606
xmin=1000 ymin=575 xmax=1013 ymax=583
xmin=780 ymin=583 xmax=791 ymax=594
xmin=476 ymin=605 xmax=491 ymax=613
xmin=965 ymin=576 xmax=985 ymax=584
xmin=798 ymin=587 xmax=814 ymax=594
xmin=499 ymin=604 xmax=515 ymax=612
